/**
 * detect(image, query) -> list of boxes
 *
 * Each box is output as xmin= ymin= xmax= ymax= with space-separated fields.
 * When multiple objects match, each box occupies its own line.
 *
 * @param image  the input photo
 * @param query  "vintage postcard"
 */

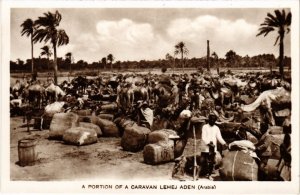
xmin=1 ymin=0 xmax=299 ymax=194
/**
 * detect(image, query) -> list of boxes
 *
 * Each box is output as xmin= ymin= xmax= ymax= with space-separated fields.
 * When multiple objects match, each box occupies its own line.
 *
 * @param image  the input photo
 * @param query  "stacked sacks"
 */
xmin=256 ymin=126 xmax=284 ymax=160
xmin=98 ymin=102 xmax=118 ymax=121
xmin=91 ymin=115 xmax=120 ymax=137
xmin=220 ymin=140 xmax=259 ymax=181
xmin=49 ymin=112 xmax=79 ymax=140
xmin=143 ymin=129 xmax=177 ymax=165
xmin=79 ymin=122 xmax=102 ymax=137
xmin=44 ymin=101 xmax=65 ymax=117
xmin=63 ymin=127 xmax=98 ymax=146
xmin=98 ymin=113 xmax=114 ymax=121
xmin=121 ymin=123 xmax=151 ymax=152
xmin=76 ymin=109 xmax=93 ymax=123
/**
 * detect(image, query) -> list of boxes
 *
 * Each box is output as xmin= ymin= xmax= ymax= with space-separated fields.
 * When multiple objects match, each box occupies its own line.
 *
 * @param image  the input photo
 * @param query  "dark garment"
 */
xmin=199 ymin=152 xmax=216 ymax=176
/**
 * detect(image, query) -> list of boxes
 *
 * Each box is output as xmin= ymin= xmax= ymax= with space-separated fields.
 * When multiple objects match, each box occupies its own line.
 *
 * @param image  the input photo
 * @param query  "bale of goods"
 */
xmin=121 ymin=124 xmax=151 ymax=152
xmin=100 ymin=103 xmax=118 ymax=113
xmin=91 ymin=116 xmax=120 ymax=137
xmin=75 ymin=109 xmax=92 ymax=116
xmin=256 ymin=133 xmax=284 ymax=160
xmin=49 ymin=112 xmax=79 ymax=140
xmin=62 ymin=127 xmax=97 ymax=146
xmin=143 ymin=141 xmax=174 ymax=165
xmin=148 ymin=129 xmax=177 ymax=144
xmin=269 ymin=135 xmax=284 ymax=160
xmin=44 ymin=101 xmax=65 ymax=117
xmin=98 ymin=113 xmax=114 ymax=121
xmin=79 ymin=122 xmax=102 ymax=137
xmin=219 ymin=150 xmax=258 ymax=181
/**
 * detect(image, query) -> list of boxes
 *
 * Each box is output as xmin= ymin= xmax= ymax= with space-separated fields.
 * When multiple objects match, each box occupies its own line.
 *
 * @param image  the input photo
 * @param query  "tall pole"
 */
xmin=207 ymin=40 xmax=210 ymax=72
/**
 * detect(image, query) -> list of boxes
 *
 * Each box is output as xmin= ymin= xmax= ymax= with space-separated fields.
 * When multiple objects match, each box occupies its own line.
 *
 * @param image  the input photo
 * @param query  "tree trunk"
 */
xmin=279 ymin=33 xmax=284 ymax=80
xmin=53 ymin=44 xmax=58 ymax=85
xmin=207 ymin=40 xmax=210 ymax=72
xmin=31 ymin=35 xmax=36 ymax=81
xmin=181 ymin=52 xmax=184 ymax=70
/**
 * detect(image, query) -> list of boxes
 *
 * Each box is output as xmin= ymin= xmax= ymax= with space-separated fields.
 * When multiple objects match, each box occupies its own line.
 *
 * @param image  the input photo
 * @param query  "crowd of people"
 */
xmin=10 ymin=69 xmax=292 ymax=181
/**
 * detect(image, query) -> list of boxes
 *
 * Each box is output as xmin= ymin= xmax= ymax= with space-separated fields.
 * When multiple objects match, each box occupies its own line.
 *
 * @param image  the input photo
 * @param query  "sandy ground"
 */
xmin=10 ymin=117 xmax=213 ymax=181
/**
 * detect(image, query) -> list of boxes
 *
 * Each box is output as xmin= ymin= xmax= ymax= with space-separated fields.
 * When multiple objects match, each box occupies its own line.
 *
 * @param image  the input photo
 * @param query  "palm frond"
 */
xmin=267 ymin=13 xmax=279 ymax=24
xmin=20 ymin=19 xmax=34 ymax=37
xmin=274 ymin=10 xmax=283 ymax=23
xmin=286 ymin=12 xmax=292 ymax=26
xmin=261 ymin=18 xmax=280 ymax=27
xmin=256 ymin=27 xmax=275 ymax=37
xmin=56 ymin=29 xmax=69 ymax=46
xmin=274 ymin=35 xmax=280 ymax=46
xmin=281 ymin=9 xmax=286 ymax=23
xmin=33 ymin=29 xmax=49 ymax=43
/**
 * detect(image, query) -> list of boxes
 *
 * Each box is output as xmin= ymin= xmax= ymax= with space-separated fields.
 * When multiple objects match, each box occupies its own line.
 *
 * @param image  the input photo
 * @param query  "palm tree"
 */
xmin=174 ymin=41 xmax=189 ymax=70
xmin=33 ymin=10 xmax=69 ymax=84
xmin=257 ymin=9 xmax=292 ymax=79
xmin=40 ymin=45 xmax=53 ymax=71
xmin=21 ymin=18 xmax=36 ymax=80
xmin=107 ymin=54 xmax=115 ymax=70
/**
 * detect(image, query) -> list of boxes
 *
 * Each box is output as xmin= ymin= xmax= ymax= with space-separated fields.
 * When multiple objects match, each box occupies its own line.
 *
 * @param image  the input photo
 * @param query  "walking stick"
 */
xmin=193 ymin=125 xmax=198 ymax=180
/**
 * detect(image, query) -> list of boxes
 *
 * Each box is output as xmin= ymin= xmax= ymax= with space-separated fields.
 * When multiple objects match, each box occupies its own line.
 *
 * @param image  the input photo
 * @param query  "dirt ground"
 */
xmin=10 ymin=117 xmax=213 ymax=181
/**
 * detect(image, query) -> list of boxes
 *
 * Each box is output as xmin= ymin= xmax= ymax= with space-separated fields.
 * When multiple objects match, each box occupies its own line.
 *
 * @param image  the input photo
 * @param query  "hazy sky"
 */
xmin=11 ymin=8 xmax=291 ymax=63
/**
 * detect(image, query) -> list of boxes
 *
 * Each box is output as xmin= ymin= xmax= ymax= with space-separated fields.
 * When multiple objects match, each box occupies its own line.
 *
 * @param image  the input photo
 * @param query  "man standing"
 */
xmin=200 ymin=113 xmax=227 ymax=179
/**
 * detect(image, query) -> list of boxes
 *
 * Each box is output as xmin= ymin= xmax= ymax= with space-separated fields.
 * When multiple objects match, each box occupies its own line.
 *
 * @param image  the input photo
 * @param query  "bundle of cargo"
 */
xmin=100 ymin=102 xmax=118 ymax=114
xmin=219 ymin=150 xmax=258 ymax=181
xmin=121 ymin=124 xmax=151 ymax=152
xmin=98 ymin=113 xmax=114 ymax=121
xmin=49 ymin=112 xmax=79 ymax=140
xmin=91 ymin=116 xmax=120 ymax=137
xmin=62 ymin=127 xmax=98 ymax=146
xmin=143 ymin=140 xmax=175 ymax=165
xmin=79 ymin=122 xmax=102 ymax=137
xmin=147 ymin=129 xmax=177 ymax=144
xmin=44 ymin=101 xmax=65 ymax=117
xmin=256 ymin=128 xmax=284 ymax=160
xmin=143 ymin=129 xmax=178 ymax=164
xmin=74 ymin=109 xmax=92 ymax=116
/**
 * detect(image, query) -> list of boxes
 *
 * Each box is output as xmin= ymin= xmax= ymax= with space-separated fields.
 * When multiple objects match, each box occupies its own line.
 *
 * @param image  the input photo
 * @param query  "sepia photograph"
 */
xmin=1 ymin=0 xmax=299 ymax=194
